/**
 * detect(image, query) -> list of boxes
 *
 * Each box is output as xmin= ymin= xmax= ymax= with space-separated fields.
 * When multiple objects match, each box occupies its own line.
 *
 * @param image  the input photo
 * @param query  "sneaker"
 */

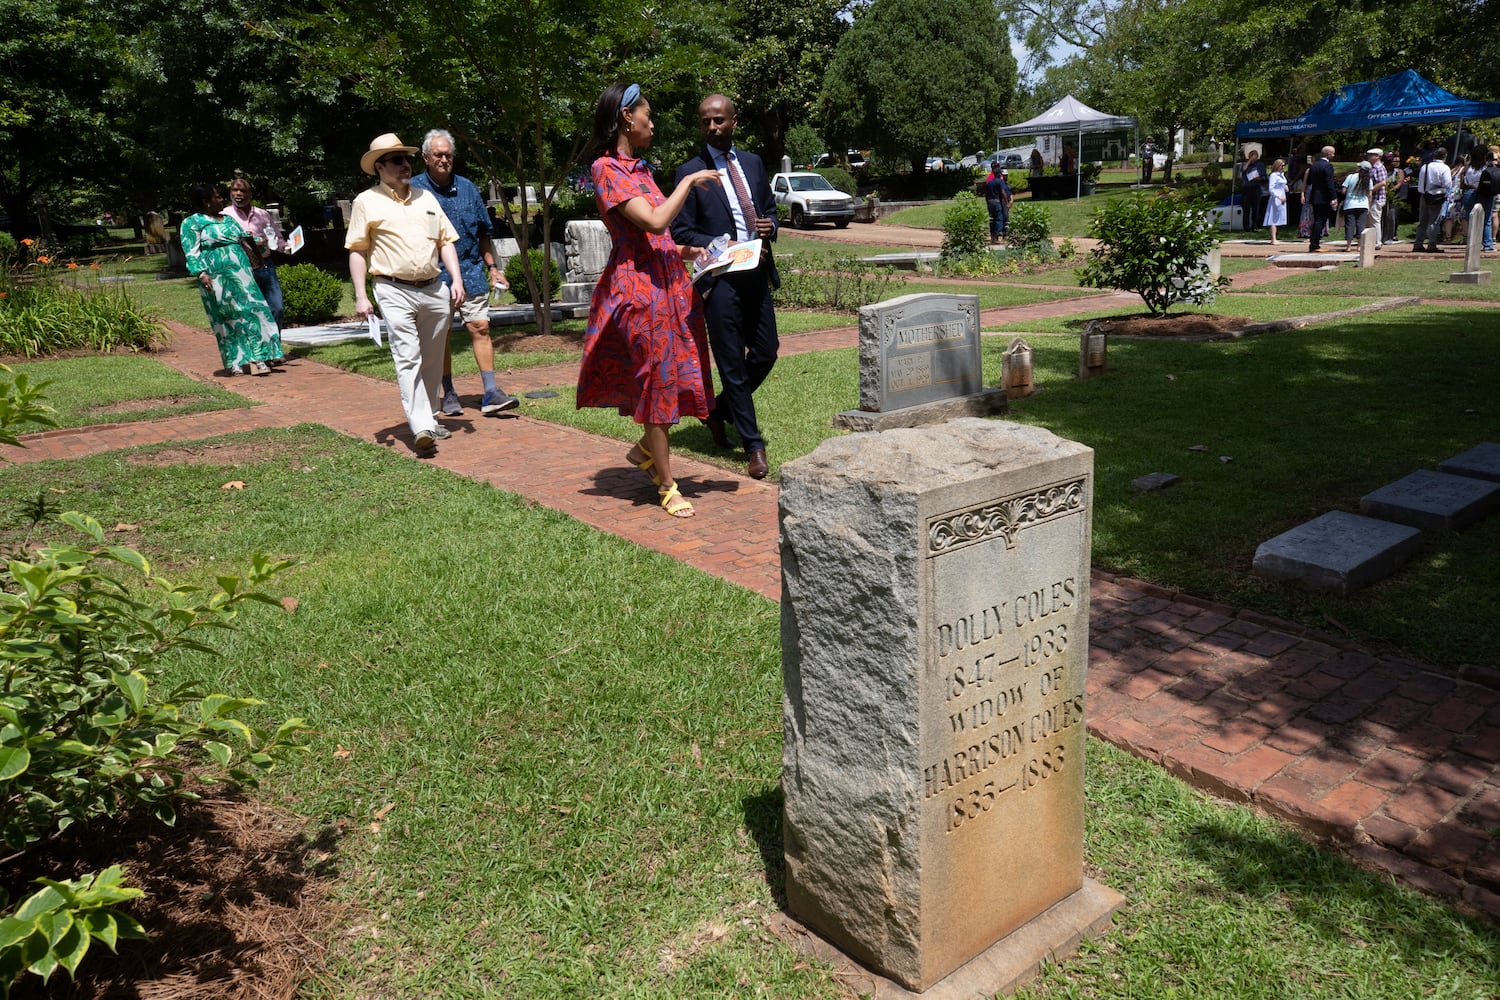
xmin=413 ymin=429 xmax=436 ymax=450
xmin=481 ymin=389 xmax=520 ymax=415
xmin=430 ymin=424 xmax=452 ymax=440
xmin=440 ymin=389 xmax=463 ymax=416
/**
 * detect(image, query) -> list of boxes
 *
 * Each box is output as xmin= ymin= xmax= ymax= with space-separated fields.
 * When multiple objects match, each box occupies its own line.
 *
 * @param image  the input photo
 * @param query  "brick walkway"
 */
xmin=7 ymin=294 xmax=1497 ymax=922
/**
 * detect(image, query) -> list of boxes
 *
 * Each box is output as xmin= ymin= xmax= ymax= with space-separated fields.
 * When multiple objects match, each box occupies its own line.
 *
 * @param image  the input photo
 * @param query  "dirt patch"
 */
xmin=6 ymin=787 xmax=342 ymax=1000
xmin=87 ymin=394 xmax=208 ymax=416
xmin=126 ymin=443 xmax=267 ymax=467
xmin=1090 ymin=313 xmax=1257 ymax=338
xmin=493 ymin=329 xmax=585 ymax=354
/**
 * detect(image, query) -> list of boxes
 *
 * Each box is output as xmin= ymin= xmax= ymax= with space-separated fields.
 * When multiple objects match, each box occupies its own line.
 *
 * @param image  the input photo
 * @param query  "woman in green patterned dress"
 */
xmin=180 ymin=182 xmax=284 ymax=375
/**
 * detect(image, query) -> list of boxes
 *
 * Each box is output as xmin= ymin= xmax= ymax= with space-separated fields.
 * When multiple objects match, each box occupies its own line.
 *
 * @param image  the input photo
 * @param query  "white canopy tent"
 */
xmin=996 ymin=96 xmax=1139 ymax=200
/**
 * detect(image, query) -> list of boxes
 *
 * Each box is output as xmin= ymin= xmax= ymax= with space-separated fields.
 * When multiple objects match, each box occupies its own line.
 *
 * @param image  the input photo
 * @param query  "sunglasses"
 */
xmin=377 ymin=155 xmax=410 ymax=168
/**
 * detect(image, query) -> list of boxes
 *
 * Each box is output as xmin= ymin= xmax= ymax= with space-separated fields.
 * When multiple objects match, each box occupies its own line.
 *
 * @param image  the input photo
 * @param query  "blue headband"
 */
xmin=620 ymin=83 xmax=641 ymax=112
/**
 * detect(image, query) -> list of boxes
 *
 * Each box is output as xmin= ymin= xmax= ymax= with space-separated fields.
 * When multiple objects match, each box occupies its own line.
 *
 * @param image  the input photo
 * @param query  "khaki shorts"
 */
xmin=455 ymin=295 xmax=491 ymax=326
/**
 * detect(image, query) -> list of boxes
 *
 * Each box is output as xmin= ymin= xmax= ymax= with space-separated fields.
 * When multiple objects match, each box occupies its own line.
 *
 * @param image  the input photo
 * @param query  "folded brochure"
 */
xmin=692 ymin=238 xmax=761 ymax=283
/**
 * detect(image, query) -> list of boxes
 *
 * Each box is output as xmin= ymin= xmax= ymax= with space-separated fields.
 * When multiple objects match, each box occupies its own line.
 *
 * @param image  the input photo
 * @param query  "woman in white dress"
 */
xmin=1264 ymin=158 xmax=1288 ymax=244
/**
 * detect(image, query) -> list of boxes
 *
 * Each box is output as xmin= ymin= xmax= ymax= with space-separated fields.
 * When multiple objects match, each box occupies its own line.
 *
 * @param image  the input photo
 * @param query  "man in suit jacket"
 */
xmin=672 ymin=94 xmax=779 ymax=480
xmin=1306 ymin=146 xmax=1338 ymax=253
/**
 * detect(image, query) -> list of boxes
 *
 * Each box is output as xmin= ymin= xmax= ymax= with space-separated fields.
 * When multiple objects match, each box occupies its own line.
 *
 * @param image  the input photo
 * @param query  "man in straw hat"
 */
xmin=346 ymin=132 xmax=465 ymax=452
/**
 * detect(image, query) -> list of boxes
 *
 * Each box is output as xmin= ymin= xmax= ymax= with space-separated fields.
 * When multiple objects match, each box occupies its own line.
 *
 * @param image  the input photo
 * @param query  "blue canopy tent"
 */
xmin=1236 ymin=70 xmax=1500 ymax=140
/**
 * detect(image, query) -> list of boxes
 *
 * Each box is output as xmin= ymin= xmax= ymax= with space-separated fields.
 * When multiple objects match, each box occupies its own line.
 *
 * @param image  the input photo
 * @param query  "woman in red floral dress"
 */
xmin=577 ymin=82 xmax=721 ymax=518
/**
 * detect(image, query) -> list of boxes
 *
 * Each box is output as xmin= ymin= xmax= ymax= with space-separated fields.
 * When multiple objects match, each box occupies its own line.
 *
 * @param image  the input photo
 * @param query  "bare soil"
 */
xmin=125 ymin=442 xmax=269 ymax=467
xmin=1089 ymin=313 xmax=1256 ymax=338
xmin=5 ymin=788 xmax=341 ymax=999
xmin=493 ymin=329 xmax=584 ymax=354
xmin=87 ymin=395 xmax=208 ymax=416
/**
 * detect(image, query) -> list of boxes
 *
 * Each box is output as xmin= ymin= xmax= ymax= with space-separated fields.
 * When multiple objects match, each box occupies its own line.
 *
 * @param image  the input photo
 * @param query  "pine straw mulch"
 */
xmin=1085 ymin=313 xmax=1256 ymax=339
xmin=5 ymin=786 xmax=342 ymax=999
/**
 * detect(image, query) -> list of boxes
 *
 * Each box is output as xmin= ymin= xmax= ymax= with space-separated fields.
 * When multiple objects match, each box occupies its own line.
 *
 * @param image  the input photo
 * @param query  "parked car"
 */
xmin=1002 ymin=154 xmax=1025 ymax=170
xmin=814 ymin=150 xmax=869 ymax=170
xmin=958 ymin=150 xmax=993 ymax=169
xmin=925 ymin=156 xmax=961 ymax=172
xmin=771 ymin=171 xmax=860 ymax=229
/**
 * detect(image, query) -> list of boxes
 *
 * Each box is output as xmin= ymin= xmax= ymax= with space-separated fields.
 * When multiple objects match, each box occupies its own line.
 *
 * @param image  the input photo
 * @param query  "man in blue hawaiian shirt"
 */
xmin=412 ymin=129 xmax=519 ymax=416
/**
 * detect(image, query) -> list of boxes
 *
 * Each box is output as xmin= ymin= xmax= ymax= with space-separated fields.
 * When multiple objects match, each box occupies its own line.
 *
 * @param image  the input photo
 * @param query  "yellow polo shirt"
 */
xmin=345 ymin=182 xmax=457 ymax=282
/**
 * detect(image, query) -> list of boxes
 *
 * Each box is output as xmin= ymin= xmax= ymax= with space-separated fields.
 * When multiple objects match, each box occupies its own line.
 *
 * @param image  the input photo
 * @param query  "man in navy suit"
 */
xmin=672 ymin=94 xmax=779 ymax=480
xmin=1305 ymin=145 xmax=1338 ymax=253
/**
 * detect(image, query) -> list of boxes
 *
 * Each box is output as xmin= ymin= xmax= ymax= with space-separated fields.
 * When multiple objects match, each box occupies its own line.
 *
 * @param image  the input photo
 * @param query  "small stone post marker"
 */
xmin=779 ymin=420 xmax=1122 ymax=994
xmin=1359 ymin=224 xmax=1379 ymax=268
xmin=1451 ymin=204 xmax=1491 ymax=284
xmin=1001 ymin=337 xmax=1035 ymax=399
xmin=1077 ymin=321 xmax=1107 ymax=380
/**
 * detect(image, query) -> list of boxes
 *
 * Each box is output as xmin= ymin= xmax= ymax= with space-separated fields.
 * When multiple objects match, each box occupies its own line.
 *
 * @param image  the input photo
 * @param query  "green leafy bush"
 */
xmin=0 ymin=234 xmax=17 ymax=268
xmin=504 ymin=249 xmax=561 ymax=304
xmin=277 ymin=263 xmax=345 ymax=325
xmin=0 ymin=393 xmax=306 ymax=1000
xmin=1075 ymin=192 xmax=1229 ymax=316
xmin=1006 ymin=202 xmax=1054 ymax=258
xmin=773 ymin=249 xmax=907 ymax=312
xmin=940 ymin=192 xmax=990 ymax=260
xmin=815 ymin=167 xmax=857 ymax=196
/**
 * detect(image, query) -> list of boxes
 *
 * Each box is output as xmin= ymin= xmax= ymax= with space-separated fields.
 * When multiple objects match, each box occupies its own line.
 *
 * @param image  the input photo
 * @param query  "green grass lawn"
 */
xmin=530 ymin=304 xmax=1500 ymax=668
xmin=7 ymin=355 xmax=252 ymax=429
xmin=1257 ymin=257 xmax=1500 ymax=302
xmin=0 ymin=427 xmax=1494 ymax=998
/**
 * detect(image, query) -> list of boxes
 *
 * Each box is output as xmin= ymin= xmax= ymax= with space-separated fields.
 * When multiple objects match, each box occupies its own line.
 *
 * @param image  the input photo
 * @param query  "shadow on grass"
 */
xmin=1181 ymin=811 xmax=1500 ymax=966
xmin=743 ymin=784 xmax=789 ymax=909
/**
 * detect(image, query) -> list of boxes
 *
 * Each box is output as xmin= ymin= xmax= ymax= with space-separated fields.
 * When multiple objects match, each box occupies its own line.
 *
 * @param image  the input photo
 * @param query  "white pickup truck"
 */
xmin=770 ymin=171 xmax=860 ymax=229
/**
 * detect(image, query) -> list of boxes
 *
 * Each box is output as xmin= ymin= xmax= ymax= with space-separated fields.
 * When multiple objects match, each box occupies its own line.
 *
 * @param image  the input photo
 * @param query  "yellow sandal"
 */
xmin=659 ymin=482 xmax=694 ymax=518
xmin=627 ymin=442 xmax=660 ymax=485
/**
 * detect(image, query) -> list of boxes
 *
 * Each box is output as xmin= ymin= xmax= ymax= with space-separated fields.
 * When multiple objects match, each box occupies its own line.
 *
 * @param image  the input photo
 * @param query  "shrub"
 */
xmin=277 ymin=263 xmax=345 ymax=325
xmin=0 ymin=233 xmax=19 ymax=267
xmin=504 ymin=248 xmax=561 ymax=304
xmin=815 ymin=167 xmax=857 ymax=196
xmin=1200 ymin=160 xmax=1224 ymax=183
xmin=940 ymin=192 xmax=990 ymax=261
xmin=1006 ymin=202 xmax=1054 ymax=258
xmin=1075 ymin=192 xmax=1229 ymax=316
xmin=0 ymin=249 xmax=158 ymax=357
xmin=773 ymin=249 xmax=907 ymax=312
xmin=0 ymin=508 xmax=306 ymax=995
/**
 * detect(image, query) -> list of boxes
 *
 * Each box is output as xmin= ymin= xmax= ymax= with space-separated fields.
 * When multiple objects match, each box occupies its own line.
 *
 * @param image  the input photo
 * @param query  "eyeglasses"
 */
xmin=426 ymin=151 xmax=453 ymax=160
xmin=377 ymin=155 xmax=410 ymax=168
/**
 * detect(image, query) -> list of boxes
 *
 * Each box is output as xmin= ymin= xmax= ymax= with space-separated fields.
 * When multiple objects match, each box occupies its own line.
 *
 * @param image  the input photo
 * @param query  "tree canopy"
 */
xmin=819 ymin=0 xmax=1016 ymax=174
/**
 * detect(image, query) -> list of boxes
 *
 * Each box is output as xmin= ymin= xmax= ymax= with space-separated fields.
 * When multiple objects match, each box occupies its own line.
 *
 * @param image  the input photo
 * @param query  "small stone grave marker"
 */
xmin=1078 ymin=321 xmax=1107 ymax=380
xmin=1253 ymin=510 xmax=1423 ymax=595
xmin=1450 ymin=204 xmax=1492 ymax=284
xmin=1359 ymin=469 xmax=1500 ymax=532
xmin=1002 ymin=337 xmax=1035 ymax=399
xmin=1438 ymin=442 xmax=1500 ymax=483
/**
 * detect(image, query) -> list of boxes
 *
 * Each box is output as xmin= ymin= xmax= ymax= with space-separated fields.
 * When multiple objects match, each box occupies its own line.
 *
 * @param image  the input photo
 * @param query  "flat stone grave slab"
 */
xmin=1253 ymin=511 xmax=1423 ymax=595
xmin=1438 ymin=442 xmax=1500 ymax=483
xmin=857 ymin=252 xmax=941 ymax=270
xmin=1359 ymin=469 xmax=1500 ymax=532
xmin=1130 ymin=472 xmax=1180 ymax=492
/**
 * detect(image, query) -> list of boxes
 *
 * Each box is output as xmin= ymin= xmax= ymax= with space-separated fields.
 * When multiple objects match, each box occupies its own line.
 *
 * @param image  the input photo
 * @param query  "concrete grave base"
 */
xmin=1448 ymin=270 xmax=1492 ymax=284
xmin=1253 ymin=511 xmax=1423 ymax=595
xmin=1359 ymin=469 xmax=1500 ymax=531
xmin=772 ymin=879 xmax=1124 ymax=999
xmin=832 ymin=388 xmax=1009 ymax=431
xmin=1438 ymin=442 xmax=1500 ymax=483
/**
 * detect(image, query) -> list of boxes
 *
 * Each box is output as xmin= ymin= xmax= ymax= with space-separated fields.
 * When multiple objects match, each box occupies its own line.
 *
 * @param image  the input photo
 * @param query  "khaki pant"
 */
xmin=373 ymin=277 xmax=448 ymax=436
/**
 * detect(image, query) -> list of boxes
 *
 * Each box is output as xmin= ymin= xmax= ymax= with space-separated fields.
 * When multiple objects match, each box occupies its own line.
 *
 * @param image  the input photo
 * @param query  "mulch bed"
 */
xmin=5 ymin=788 xmax=341 ymax=999
xmin=1088 ymin=313 xmax=1256 ymax=338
